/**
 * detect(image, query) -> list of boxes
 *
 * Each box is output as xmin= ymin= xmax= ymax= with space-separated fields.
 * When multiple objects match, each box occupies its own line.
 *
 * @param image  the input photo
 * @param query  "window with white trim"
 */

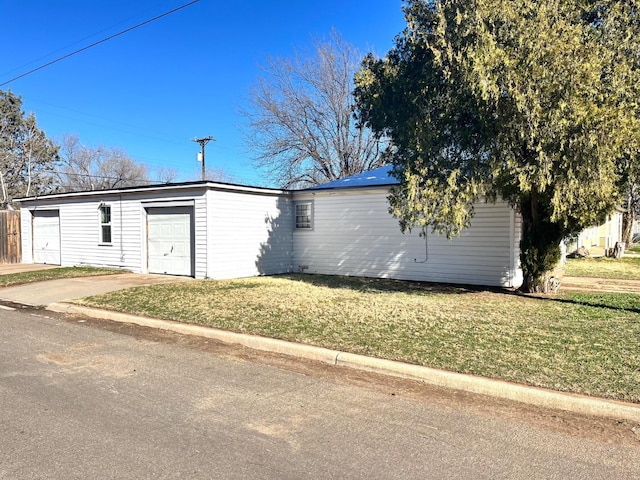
xmin=295 ymin=202 xmax=312 ymax=229
xmin=99 ymin=205 xmax=112 ymax=244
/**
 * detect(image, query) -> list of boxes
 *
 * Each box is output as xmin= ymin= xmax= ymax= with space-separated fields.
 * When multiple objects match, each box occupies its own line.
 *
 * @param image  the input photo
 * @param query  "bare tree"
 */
xmin=56 ymin=134 xmax=149 ymax=191
xmin=243 ymin=31 xmax=388 ymax=188
xmin=152 ymin=166 xmax=179 ymax=184
xmin=204 ymin=167 xmax=236 ymax=183
xmin=183 ymin=166 xmax=236 ymax=184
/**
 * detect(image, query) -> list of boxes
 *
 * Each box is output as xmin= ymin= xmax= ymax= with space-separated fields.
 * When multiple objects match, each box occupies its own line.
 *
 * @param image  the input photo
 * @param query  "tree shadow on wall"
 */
xmin=254 ymin=197 xmax=294 ymax=276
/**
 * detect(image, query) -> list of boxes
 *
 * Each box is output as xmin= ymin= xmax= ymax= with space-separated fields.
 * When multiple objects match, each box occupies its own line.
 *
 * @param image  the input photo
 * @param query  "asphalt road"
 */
xmin=2 ymin=306 xmax=640 ymax=479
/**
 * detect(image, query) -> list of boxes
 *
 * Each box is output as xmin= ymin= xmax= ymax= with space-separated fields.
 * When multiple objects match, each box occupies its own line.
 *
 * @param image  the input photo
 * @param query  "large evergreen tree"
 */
xmin=0 ymin=89 xmax=58 ymax=207
xmin=355 ymin=0 xmax=640 ymax=292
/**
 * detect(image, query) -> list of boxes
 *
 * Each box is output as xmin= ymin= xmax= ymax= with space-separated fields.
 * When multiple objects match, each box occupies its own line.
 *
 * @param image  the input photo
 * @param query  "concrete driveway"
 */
xmin=0 ymin=266 xmax=190 ymax=307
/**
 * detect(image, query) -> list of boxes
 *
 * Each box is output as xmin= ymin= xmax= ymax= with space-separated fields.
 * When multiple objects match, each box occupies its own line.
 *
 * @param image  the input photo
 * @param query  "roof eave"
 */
xmin=17 ymin=181 xmax=291 ymax=203
xmin=301 ymin=182 xmax=398 ymax=192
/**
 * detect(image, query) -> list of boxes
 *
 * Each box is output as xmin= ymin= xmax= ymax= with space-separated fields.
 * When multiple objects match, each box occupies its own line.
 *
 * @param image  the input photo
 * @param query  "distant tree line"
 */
xmin=0 ymin=89 xmax=180 ymax=208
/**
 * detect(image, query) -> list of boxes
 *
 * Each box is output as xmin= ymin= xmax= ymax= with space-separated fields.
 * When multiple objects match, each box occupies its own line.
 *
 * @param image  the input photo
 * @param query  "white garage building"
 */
xmin=18 ymin=167 xmax=524 ymax=288
xmin=20 ymin=182 xmax=293 ymax=280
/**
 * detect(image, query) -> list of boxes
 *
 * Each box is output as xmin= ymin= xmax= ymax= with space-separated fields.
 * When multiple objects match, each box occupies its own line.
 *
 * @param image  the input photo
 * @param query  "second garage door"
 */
xmin=147 ymin=207 xmax=194 ymax=276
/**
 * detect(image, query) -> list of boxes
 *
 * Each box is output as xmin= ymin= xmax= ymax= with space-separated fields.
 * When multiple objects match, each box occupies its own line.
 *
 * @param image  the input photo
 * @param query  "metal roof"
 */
xmin=304 ymin=165 xmax=397 ymax=191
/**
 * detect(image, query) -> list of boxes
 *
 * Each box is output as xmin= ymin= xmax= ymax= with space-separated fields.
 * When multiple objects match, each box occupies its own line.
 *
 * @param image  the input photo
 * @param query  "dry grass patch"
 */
xmin=74 ymin=274 xmax=640 ymax=402
xmin=0 ymin=267 xmax=123 ymax=288
xmin=565 ymin=257 xmax=640 ymax=280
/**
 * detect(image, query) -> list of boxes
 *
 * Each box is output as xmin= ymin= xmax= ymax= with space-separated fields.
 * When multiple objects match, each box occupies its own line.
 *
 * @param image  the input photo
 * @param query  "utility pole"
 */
xmin=192 ymin=136 xmax=215 ymax=180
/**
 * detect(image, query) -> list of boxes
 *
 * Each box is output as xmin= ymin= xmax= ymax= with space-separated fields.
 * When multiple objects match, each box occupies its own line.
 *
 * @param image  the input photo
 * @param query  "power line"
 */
xmin=0 ymin=0 xmax=200 ymax=87
xmin=1 ymin=6 xmax=162 ymax=79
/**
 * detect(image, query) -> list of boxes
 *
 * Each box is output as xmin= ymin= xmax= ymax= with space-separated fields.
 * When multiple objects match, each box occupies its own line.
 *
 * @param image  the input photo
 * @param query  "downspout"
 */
xmin=119 ymin=193 xmax=125 ymax=264
xmin=414 ymin=229 xmax=429 ymax=264
xmin=509 ymin=207 xmax=515 ymax=288
xmin=203 ymin=188 xmax=208 ymax=279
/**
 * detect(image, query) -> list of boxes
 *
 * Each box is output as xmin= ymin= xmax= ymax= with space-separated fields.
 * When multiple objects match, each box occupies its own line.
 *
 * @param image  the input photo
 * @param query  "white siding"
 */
xmin=20 ymin=207 xmax=33 ymax=263
xmin=293 ymin=188 xmax=523 ymax=288
xmin=206 ymin=190 xmax=293 ymax=279
xmin=510 ymin=208 xmax=524 ymax=288
xmin=20 ymin=182 xmax=522 ymax=288
xmin=57 ymin=196 xmax=132 ymax=270
xmin=20 ymin=188 xmax=209 ymax=277
xmin=55 ymin=195 xmax=150 ymax=272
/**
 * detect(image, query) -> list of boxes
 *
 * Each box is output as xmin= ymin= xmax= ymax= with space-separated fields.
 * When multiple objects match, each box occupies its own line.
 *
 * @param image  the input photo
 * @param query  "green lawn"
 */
xmin=74 ymin=274 xmax=640 ymax=403
xmin=0 ymin=267 xmax=122 ymax=288
xmin=565 ymin=256 xmax=640 ymax=280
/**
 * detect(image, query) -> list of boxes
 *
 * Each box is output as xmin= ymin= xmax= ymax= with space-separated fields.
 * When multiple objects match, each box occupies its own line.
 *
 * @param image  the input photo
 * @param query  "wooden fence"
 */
xmin=0 ymin=210 xmax=21 ymax=264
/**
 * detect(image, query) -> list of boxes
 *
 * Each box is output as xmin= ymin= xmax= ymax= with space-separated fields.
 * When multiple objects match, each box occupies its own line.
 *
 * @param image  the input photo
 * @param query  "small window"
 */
xmin=295 ymin=202 xmax=312 ymax=229
xmin=99 ymin=205 xmax=112 ymax=244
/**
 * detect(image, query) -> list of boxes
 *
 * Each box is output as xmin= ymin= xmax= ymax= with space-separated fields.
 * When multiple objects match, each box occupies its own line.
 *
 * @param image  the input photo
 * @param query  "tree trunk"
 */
xmin=621 ymin=188 xmax=635 ymax=246
xmin=0 ymin=170 xmax=7 ymax=208
xmin=521 ymin=266 xmax=564 ymax=294
xmin=622 ymin=210 xmax=633 ymax=246
xmin=519 ymin=192 xmax=563 ymax=293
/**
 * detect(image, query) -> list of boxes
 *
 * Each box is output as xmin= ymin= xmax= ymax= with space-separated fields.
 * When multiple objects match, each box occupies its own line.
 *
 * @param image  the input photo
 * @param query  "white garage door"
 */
xmin=33 ymin=210 xmax=61 ymax=265
xmin=147 ymin=207 xmax=194 ymax=276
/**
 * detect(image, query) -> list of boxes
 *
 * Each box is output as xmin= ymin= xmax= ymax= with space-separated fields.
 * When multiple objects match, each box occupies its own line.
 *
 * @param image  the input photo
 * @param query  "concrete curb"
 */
xmin=47 ymin=302 xmax=640 ymax=424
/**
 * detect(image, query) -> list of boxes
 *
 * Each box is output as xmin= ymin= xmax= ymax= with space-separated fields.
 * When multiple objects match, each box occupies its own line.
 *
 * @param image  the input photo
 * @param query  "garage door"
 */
xmin=33 ymin=210 xmax=61 ymax=265
xmin=147 ymin=207 xmax=194 ymax=276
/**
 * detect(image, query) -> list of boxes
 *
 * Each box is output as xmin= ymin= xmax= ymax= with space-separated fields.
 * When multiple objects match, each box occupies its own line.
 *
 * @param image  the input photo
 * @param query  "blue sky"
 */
xmin=0 ymin=1 xmax=406 ymax=187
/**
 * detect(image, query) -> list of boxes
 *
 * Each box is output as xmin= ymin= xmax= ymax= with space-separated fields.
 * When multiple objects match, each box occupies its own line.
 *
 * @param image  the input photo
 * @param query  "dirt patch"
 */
xmin=37 ymin=340 xmax=136 ymax=378
xmin=562 ymin=276 xmax=640 ymax=294
xmin=38 ymin=353 xmax=75 ymax=366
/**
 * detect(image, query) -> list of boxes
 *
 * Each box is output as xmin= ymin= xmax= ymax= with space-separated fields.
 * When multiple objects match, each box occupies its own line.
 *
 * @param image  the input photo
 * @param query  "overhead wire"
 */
xmin=0 ymin=0 xmax=253 ymax=182
xmin=0 ymin=0 xmax=200 ymax=87
xmin=1 ymin=4 xmax=167 ymax=79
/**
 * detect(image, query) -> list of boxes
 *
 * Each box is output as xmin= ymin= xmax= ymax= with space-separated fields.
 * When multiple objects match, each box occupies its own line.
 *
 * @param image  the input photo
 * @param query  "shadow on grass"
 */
xmin=277 ymin=273 xmax=640 ymax=314
xmin=542 ymin=294 xmax=640 ymax=314
xmin=275 ymin=273 xmax=491 ymax=296
xmin=502 ymin=288 xmax=640 ymax=314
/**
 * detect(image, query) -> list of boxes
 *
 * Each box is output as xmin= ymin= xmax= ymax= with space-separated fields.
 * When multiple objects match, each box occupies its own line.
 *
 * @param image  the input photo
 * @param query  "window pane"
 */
xmin=100 ymin=205 xmax=112 ymax=243
xmin=101 ymin=225 xmax=112 ymax=243
xmin=101 ymin=206 xmax=111 ymax=223
xmin=295 ymin=203 xmax=311 ymax=229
